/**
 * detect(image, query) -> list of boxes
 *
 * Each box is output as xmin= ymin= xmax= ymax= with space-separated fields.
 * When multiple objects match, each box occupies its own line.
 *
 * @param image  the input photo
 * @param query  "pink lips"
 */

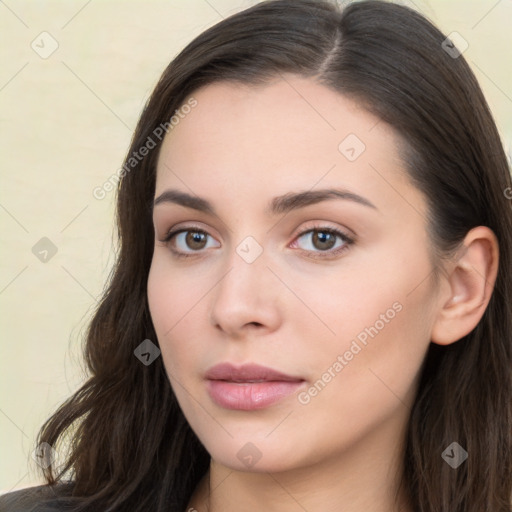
xmin=205 ymin=363 xmax=305 ymax=410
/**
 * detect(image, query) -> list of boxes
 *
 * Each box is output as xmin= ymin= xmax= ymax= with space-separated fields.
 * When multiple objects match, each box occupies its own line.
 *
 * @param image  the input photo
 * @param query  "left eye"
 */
xmin=291 ymin=227 xmax=353 ymax=257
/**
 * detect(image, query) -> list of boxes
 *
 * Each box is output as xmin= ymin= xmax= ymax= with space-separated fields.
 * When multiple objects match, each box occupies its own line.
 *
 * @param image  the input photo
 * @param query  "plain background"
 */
xmin=1 ymin=0 xmax=511 ymax=494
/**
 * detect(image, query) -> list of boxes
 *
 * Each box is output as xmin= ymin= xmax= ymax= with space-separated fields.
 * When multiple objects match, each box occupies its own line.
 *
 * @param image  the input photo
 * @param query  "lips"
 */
xmin=205 ymin=363 xmax=303 ymax=382
xmin=205 ymin=363 xmax=305 ymax=410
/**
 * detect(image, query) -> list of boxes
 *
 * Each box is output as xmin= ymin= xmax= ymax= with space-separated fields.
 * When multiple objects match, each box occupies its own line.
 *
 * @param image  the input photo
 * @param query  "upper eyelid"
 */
xmin=162 ymin=222 xmax=217 ymax=241
xmin=161 ymin=221 xmax=351 ymax=238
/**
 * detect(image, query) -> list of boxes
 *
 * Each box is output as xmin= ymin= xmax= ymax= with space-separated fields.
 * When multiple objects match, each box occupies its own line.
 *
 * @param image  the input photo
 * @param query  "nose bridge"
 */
xmin=210 ymin=234 xmax=280 ymax=333
xmin=217 ymin=235 xmax=270 ymax=305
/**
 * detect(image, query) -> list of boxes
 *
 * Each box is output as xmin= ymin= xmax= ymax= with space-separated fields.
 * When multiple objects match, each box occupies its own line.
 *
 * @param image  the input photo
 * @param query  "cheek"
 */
xmin=319 ymin=285 xmax=435 ymax=424
xmin=291 ymin=284 xmax=434 ymax=461
xmin=147 ymin=257 xmax=210 ymax=379
xmin=296 ymin=252 xmax=428 ymax=348
xmin=147 ymin=260 xmax=185 ymax=374
xmin=297 ymin=242 xmax=436 ymax=402
xmin=147 ymin=255 xmax=196 ymax=332
xmin=147 ymin=261 xmax=170 ymax=336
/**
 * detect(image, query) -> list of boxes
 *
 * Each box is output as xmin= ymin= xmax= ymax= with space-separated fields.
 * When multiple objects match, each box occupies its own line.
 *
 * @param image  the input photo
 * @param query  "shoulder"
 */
xmin=0 ymin=484 xmax=74 ymax=512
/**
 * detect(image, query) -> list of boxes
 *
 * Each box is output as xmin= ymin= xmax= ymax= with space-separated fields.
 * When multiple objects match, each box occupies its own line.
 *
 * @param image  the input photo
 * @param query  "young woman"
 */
xmin=1 ymin=0 xmax=511 ymax=511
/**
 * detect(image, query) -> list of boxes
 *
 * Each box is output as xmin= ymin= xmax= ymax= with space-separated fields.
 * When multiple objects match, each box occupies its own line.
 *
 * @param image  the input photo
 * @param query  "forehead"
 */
xmin=159 ymin=75 xmax=390 ymax=155
xmin=155 ymin=75 xmax=413 ymax=211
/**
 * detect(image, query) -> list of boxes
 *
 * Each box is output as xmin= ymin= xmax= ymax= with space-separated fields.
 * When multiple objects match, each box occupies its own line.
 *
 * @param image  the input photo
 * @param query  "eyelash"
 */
xmin=160 ymin=224 xmax=355 ymax=260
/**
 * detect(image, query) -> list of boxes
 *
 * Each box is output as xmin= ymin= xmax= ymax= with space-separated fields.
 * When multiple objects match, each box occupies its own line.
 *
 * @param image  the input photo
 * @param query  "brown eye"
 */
xmin=184 ymin=231 xmax=208 ymax=250
xmin=292 ymin=226 xmax=354 ymax=260
xmin=311 ymin=231 xmax=337 ymax=251
xmin=162 ymin=228 xmax=220 ymax=258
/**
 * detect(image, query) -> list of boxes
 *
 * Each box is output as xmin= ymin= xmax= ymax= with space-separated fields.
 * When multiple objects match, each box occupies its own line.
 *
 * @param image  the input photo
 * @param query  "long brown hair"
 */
xmin=32 ymin=1 xmax=512 ymax=510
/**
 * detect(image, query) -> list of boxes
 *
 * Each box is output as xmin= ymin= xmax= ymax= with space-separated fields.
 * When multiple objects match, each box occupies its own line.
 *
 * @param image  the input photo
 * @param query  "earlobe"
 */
xmin=430 ymin=226 xmax=499 ymax=346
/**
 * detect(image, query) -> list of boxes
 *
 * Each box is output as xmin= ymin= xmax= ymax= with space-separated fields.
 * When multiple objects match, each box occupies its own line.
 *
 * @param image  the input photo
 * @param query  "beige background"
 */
xmin=1 ymin=0 xmax=511 ymax=494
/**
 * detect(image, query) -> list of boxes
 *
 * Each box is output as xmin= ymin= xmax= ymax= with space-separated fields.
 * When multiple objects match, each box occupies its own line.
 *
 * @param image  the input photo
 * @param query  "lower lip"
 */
xmin=206 ymin=380 xmax=304 ymax=410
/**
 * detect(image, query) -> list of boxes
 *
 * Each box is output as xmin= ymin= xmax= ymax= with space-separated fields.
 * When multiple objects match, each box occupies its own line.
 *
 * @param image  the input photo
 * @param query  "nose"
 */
xmin=209 ymin=245 xmax=282 ymax=339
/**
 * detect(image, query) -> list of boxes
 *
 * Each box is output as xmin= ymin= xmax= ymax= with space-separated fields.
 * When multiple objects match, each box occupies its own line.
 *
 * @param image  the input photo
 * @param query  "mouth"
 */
xmin=205 ymin=363 xmax=305 ymax=410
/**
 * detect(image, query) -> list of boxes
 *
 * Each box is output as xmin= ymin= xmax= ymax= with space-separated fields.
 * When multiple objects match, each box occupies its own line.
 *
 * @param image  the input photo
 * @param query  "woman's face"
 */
xmin=148 ymin=75 xmax=441 ymax=473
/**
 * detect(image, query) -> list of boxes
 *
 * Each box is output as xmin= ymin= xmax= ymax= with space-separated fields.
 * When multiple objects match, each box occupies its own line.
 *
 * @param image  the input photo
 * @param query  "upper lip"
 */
xmin=205 ymin=363 xmax=304 ymax=382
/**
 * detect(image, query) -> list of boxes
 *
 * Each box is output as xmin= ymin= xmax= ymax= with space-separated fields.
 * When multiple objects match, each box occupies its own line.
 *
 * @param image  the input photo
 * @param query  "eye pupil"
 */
xmin=186 ymin=231 xmax=207 ymax=249
xmin=313 ymin=231 xmax=336 ymax=250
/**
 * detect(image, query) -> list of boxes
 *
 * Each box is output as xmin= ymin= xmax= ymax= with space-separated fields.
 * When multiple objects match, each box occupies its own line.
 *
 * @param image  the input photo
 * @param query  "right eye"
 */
xmin=161 ymin=227 xmax=220 ymax=258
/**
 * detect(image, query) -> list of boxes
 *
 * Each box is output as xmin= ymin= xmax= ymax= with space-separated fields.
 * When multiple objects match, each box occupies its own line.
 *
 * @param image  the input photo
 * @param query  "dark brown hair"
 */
xmin=30 ymin=0 xmax=512 ymax=510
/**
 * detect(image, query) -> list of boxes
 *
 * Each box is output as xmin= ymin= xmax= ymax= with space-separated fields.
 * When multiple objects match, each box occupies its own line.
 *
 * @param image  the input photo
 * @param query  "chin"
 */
xmin=195 ymin=427 xmax=320 ymax=474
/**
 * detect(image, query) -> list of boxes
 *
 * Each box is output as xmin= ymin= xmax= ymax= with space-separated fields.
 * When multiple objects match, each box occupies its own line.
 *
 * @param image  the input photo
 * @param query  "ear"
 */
xmin=430 ymin=226 xmax=499 ymax=346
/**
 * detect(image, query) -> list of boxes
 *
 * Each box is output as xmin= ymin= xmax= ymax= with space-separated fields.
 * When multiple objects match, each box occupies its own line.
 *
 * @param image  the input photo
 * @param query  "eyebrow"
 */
xmin=153 ymin=188 xmax=378 ymax=216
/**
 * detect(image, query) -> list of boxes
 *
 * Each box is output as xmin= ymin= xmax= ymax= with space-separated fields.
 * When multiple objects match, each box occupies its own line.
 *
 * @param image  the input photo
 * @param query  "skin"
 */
xmin=147 ymin=74 xmax=499 ymax=512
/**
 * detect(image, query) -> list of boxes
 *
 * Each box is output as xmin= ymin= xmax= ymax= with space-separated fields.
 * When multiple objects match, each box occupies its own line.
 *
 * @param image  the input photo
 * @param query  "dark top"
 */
xmin=0 ymin=485 xmax=73 ymax=512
